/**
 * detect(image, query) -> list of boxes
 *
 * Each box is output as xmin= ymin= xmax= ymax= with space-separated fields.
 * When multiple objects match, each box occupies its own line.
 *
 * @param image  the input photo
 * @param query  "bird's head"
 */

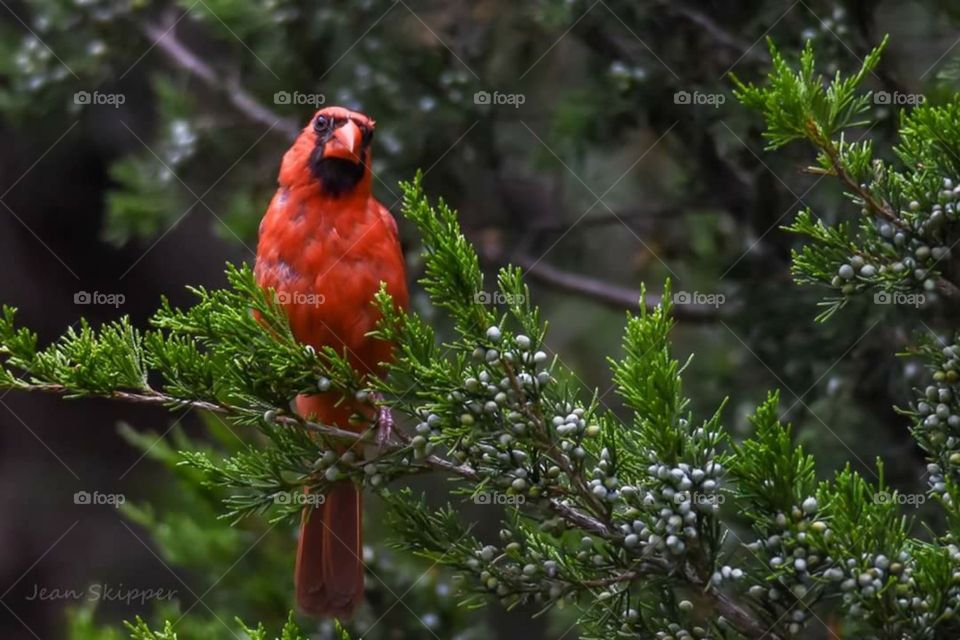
xmin=279 ymin=106 xmax=376 ymax=198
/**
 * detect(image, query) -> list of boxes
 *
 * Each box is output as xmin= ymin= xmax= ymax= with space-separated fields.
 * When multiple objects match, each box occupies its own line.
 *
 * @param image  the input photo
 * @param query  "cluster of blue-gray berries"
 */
xmin=621 ymin=455 xmax=724 ymax=559
xmin=743 ymin=499 xmax=827 ymax=635
xmin=396 ymin=324 xmax=618 ymax=507
xmin=913 ymin=341 xmax=960 ymax=495
xmin=832 ymin=178 xmax=960 ymax=301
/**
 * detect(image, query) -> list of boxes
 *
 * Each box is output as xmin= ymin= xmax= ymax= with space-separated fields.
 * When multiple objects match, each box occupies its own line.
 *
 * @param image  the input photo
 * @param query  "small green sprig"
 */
xmin=735 ymin=36 xmax=960 ymax=320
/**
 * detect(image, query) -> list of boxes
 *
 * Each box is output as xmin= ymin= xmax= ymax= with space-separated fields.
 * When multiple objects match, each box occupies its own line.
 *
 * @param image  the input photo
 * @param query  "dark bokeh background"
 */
xmin=1 ymin=1 xmax=959 ymax=638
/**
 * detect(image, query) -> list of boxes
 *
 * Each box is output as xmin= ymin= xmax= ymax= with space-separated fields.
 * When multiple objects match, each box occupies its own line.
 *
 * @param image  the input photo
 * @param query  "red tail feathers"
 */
xmin=295 ymin=483 xmax=364 ymax=617
xmin=294 ymin=393 xmax=365 ymax=618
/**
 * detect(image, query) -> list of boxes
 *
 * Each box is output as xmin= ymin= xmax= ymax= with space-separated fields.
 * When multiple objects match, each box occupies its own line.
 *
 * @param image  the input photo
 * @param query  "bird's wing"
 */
xmin=372 ymin=198 xmax=400 ymax=240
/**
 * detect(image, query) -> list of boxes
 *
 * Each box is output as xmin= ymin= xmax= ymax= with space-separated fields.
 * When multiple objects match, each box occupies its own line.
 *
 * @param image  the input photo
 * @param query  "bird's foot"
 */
xmin=372 ymin=393 xmax=394 ymax=449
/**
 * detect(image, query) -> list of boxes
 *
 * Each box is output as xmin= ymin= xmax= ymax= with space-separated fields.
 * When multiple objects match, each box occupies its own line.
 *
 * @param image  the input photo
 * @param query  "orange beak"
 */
xmin=322 ymin=120 xmax=363 ymax=163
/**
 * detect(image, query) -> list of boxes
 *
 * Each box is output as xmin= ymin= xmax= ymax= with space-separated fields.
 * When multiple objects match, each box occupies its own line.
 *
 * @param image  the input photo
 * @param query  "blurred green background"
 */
xmin=1 ymin=0 xmax=960 ymax=638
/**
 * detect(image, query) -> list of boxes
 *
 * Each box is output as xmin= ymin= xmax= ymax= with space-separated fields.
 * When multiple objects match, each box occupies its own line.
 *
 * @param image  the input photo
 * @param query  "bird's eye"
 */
xmin=313 ymin=115 xmax=331 ymax=134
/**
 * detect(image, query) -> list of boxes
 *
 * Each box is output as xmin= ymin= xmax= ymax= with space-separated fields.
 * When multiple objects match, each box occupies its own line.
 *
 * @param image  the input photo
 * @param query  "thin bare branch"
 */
xmin=141 ymin=21 xmax=300 ymax=140
xmin=512 ymin=254 xmax=729 ymax=321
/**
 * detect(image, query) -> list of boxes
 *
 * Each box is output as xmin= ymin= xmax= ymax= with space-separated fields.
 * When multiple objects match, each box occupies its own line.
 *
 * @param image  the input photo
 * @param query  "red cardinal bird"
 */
xmin=254 ymin=106 xmax=408 ymax=617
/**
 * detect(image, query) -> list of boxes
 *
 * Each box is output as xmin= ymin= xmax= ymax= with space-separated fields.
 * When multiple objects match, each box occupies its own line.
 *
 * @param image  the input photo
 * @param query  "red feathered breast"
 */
xmin=255 ymin=185 xmax=408 ymax=378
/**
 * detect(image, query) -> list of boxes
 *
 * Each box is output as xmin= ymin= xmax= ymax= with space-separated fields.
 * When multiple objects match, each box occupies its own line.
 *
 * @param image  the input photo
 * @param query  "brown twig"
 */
xmin=512 ymin=255 xmax=730 ymax=321
xmin=141 ymin=21 xmax=300 ymax=141
xmin=11 ymin=381 xmax=618 ymax=530
xmin=668 ymin=3 xmax=765 ymax=64
xmin=14 ymin=383 xmax=361 ymax=439
xmin=713 ymin=589 xmax=781 ymax=639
